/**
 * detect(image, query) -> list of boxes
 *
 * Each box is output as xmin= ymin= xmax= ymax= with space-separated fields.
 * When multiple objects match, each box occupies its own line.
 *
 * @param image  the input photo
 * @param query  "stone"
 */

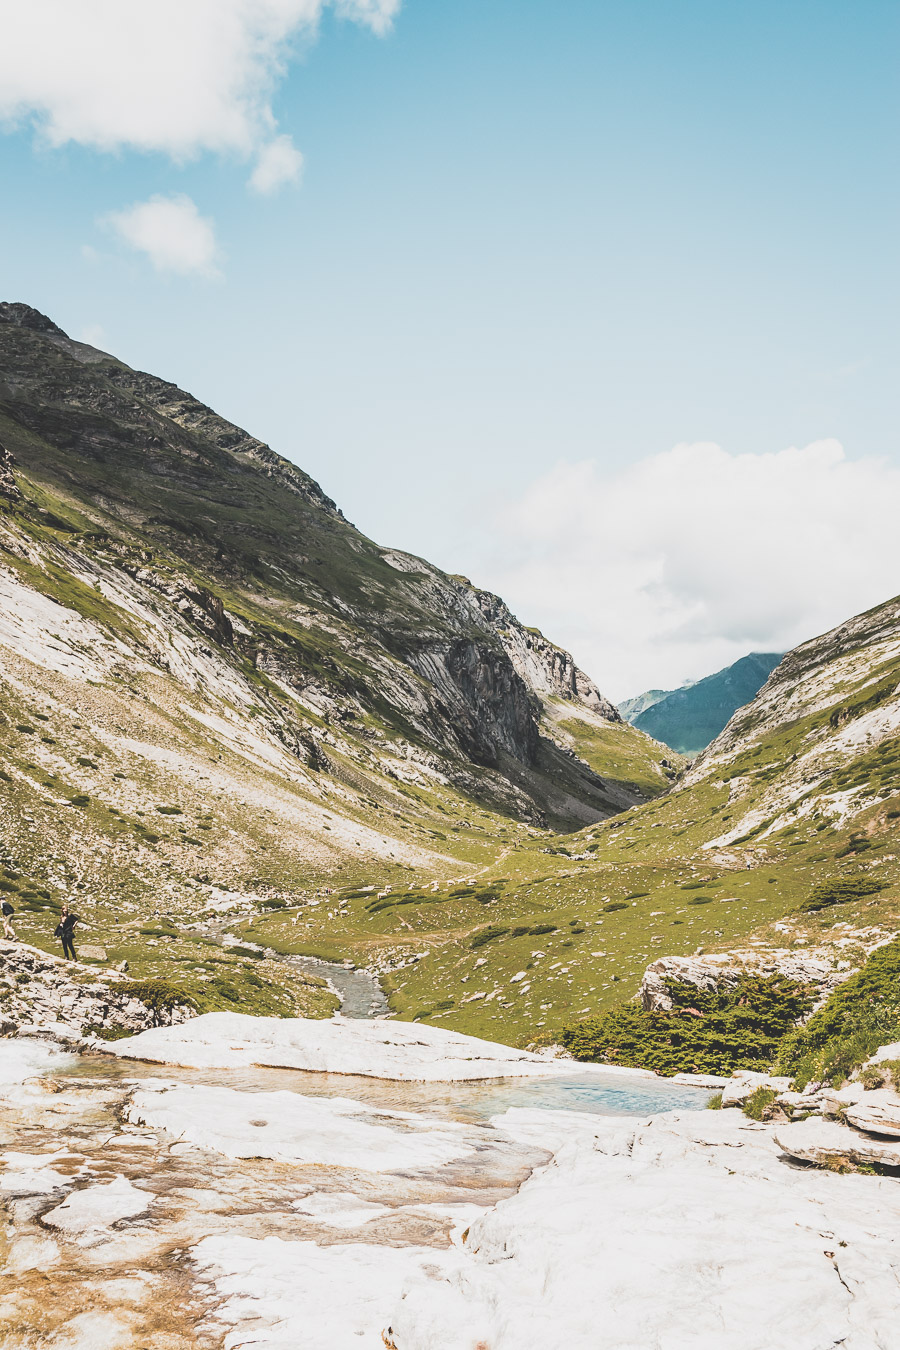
xmin=78 ymin=945 xmax=108 ymax=962
xmin=720 ymin=1071 xmax=792 ymax=1108
xmin=864 ymin=1041 xmax=900 ymax=1067
xmin=844 ymin=1089 xmax=900 ymax=1139
xmin=640 ymin=949 xmax=854 ymax=1014
xmin=775 ymin=1117 xmax=900 ymax=1169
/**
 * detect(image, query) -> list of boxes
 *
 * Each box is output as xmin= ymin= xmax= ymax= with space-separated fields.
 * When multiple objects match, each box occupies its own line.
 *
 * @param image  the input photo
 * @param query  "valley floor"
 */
xmin=1 ymin=1017 xmax=898 ymax=1349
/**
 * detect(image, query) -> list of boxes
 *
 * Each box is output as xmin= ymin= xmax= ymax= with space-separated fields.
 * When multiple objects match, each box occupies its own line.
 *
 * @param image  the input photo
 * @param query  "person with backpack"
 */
xmin=54 ymin=905 xmax=80 ymax=961
xmin=1 ymin=898 xmax=15 ymax=940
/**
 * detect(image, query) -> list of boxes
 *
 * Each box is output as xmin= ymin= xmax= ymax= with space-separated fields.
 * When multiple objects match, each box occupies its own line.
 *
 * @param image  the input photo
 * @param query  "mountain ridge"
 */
xmin=622 ymin=651 xmax=783 ymax=754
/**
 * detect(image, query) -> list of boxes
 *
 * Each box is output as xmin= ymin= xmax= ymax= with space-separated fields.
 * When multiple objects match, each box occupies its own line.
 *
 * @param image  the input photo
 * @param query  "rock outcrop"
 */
xmin=0 ymin=442 xmax=20 ymax=504
xmin=0 ymin=301 xmax=660 ymax=831
xmin=774 ymin=1116 xmax=900 ymax=1169
xmin=639 ymin=948 xmax=855 ymax=1013
xmin=0 ymin=940 xmax=194 ymax=1039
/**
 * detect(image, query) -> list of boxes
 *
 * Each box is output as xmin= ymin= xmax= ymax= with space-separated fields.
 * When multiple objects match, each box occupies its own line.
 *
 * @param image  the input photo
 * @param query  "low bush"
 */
xmin=797 ymin=876 xmax=886 ymax=914
xmin=742 ymin=1086 xmax=778 ymax=1120
xmin=858 ymin=1058 xmax=900 ymax=1091
xmin=122 ymin=979 xmax=195 ymax=1025
xmin=778 ymin=937 xmax=900 ymax=1087
xmin=82 ymin=1022 xmax=133 ymax=1041
xmin=470 ymin=925 xmax=509 ymax=949
xmin=559 ymin=974 xmax=814 ymax=1077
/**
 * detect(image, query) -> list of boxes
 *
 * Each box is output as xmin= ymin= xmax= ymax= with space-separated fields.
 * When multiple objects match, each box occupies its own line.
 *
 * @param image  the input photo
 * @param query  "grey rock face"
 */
xmin=0 ymin=940 xmax=194 ymax=1038
xmin=0 ymin=302 xmax=648 ymax=828
xmin=0 ymin=441 xmax=21 ymax=502
xmin=775 ymin=1116 xmax=900 ymax=1168
xmin=639 ymin=949 xmax=853 ymax=1013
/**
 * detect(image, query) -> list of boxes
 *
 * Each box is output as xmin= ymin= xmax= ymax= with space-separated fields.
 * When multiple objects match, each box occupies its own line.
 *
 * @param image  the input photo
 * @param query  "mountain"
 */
xmin=2 ymin=300 xmax=896 ymax=1052
xmin=624 ymin=652 xmax=783 ymax=754
xmin=617 ymin=687 xmax=675 ymax=721
xmin=0 ymin=301 xmax=673 ymax=1015
xmin=285 ymin=593 xmax=898 ymax=1046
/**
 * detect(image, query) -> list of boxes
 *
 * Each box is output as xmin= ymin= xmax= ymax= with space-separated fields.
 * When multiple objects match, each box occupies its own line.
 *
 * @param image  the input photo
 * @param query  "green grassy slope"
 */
xmin=1 ymin=305 xmax=897 ymax=1046
xmin=241 ymin=595 xmax=900 ymax=1045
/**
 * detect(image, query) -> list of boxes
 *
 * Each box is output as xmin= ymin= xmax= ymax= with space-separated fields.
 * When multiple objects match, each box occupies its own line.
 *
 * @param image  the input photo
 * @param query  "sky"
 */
xmin=1 ymin=0 xmax=898 ymax=698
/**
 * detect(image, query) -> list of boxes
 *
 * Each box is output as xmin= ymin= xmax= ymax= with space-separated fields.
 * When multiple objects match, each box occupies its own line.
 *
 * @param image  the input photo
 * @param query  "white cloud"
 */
xmin=104 ymin=195 xmax=220 ymax=277
xmin=0 ymin=1 xmax=399 ymax=167
xmin=249 ymin=134 xmax=304 ymax=194
xmin=480 ymin=440 xmax=900 ymax=700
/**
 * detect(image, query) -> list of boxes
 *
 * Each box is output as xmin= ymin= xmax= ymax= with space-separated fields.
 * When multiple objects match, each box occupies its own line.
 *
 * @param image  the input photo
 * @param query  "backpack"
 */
xmin=1 ymin=901 xmax=13 ymax=917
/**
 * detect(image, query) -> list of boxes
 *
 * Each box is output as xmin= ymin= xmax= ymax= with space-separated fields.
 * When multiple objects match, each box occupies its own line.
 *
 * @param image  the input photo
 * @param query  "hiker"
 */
xmin=1 ymin=899 xmax=15 ymax=940
xmin=54 ymin=905 xmax=80 ymax=961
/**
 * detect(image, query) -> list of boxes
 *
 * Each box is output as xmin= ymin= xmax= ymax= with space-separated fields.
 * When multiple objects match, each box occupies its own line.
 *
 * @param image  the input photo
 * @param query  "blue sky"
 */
xmin=1 ymin=0 xmax=898 ymax=695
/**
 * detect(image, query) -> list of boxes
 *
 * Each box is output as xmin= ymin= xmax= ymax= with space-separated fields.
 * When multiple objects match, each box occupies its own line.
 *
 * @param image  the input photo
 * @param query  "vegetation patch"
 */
xmin=742 ymin=1086 xmax=779 ymax=1120
xmin=797 ymin=876 xmax=887 ymax=914
xmin=470 ymin=925 xmax=509 ymax=949
xmin=121 ymin=978 xmax=196 ymax=1025
xmin=560 ymin=975 xmax=814 ymax=1076
xmin=779 ymin=938 xmax=900 ymax=1087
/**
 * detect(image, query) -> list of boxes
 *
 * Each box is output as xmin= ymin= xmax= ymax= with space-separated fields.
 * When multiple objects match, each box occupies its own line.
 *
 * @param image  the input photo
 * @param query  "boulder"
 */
xmin=844 ymin=1090 xmax=900 ymax=1140
xmin=721 ymin=1071 xmax=792 ymax=1108
xmin=639 ymin=949 xmax=852 ymax=1013
xmin=863 ymin=1041 xmax=900 ymax=1067
xmin=775 ymin=1117 xmax=900 ymax=1169
xmin=78 ymin=945 xmax=107 ymax=962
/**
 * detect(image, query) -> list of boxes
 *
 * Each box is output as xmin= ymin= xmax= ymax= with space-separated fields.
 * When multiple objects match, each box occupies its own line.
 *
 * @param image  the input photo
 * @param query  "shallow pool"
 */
xmin=58 ymin=1053 xmax=710 ymax=1122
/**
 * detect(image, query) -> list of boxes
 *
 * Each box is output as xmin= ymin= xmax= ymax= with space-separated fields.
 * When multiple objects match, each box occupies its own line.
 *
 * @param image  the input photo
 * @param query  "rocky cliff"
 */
xmin=0 ymin=300 xmax=668 ymax=837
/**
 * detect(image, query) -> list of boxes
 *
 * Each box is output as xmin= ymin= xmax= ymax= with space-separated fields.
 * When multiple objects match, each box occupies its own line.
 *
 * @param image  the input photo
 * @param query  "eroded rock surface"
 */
xmin=0 ymin=939 xmax=194 ymax=1039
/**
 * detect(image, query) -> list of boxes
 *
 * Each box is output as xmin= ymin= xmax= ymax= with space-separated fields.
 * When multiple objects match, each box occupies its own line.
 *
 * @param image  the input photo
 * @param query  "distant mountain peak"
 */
xmin=619 ymin=652 xmax=784 ymax=755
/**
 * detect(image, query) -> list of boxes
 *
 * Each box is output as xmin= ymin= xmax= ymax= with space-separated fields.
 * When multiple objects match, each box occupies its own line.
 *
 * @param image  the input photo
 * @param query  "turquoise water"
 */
xmin=61 ymin=1054 xmax=710 ymax=1122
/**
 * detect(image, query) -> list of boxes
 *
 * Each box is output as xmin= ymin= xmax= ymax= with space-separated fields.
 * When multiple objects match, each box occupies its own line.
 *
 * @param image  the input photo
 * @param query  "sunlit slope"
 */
xmin=0 ymin=301 xmax=674 ymax=1014
xmin=0 ymin=301 xmax=668 ymax=834
xmin=244 ymin=597 xmax=900 ymax=1044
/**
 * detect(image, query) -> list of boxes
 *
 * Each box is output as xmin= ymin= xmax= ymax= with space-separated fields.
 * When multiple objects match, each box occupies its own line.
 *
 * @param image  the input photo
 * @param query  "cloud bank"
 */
xmin=483 ymin=440 xmax=900 ymax=700
xmin=0 ymin=0 xmax=399 ymax=188
xmin=104 ymin=195 xmax=220 ymax=277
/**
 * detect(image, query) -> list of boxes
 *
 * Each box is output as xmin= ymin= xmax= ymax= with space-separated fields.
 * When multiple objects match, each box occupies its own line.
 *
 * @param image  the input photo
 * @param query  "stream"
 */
xmin=285 ymin=953 xmax=390 ymax=1018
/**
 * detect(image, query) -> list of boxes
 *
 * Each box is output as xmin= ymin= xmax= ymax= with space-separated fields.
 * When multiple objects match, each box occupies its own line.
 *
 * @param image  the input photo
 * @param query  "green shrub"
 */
xmin=155 ymin=805 xmax=183 ymax=815
xmin=797 ymin=876 xmax=886 ymax=914
xmin=121 ymin=979 xmax=195 ymax=1025
xmin=603 ymin=902 xmax=629 ymax=913
xmin=529 ymin=923 xmax=557 ymax=935
xmin=859 ymin=1058 xmax=900 ymax=1091
xmin=82 ymin=1022 xmax=133 ymax=1041
xmin=470 ymin=925 xmax=509 ymax=949
xmin=688 ymin=896 xmax=714 ymax=905
xmin=742 ymin=1086 xmax=778 ymax=1120
xmin=707 ymin=1092 xmax=723 ymax=1110
xmin=560 ymin=974 xmax=814 ymax=1077
xmin=778 ymin=938 xmax=900 ymax=1087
